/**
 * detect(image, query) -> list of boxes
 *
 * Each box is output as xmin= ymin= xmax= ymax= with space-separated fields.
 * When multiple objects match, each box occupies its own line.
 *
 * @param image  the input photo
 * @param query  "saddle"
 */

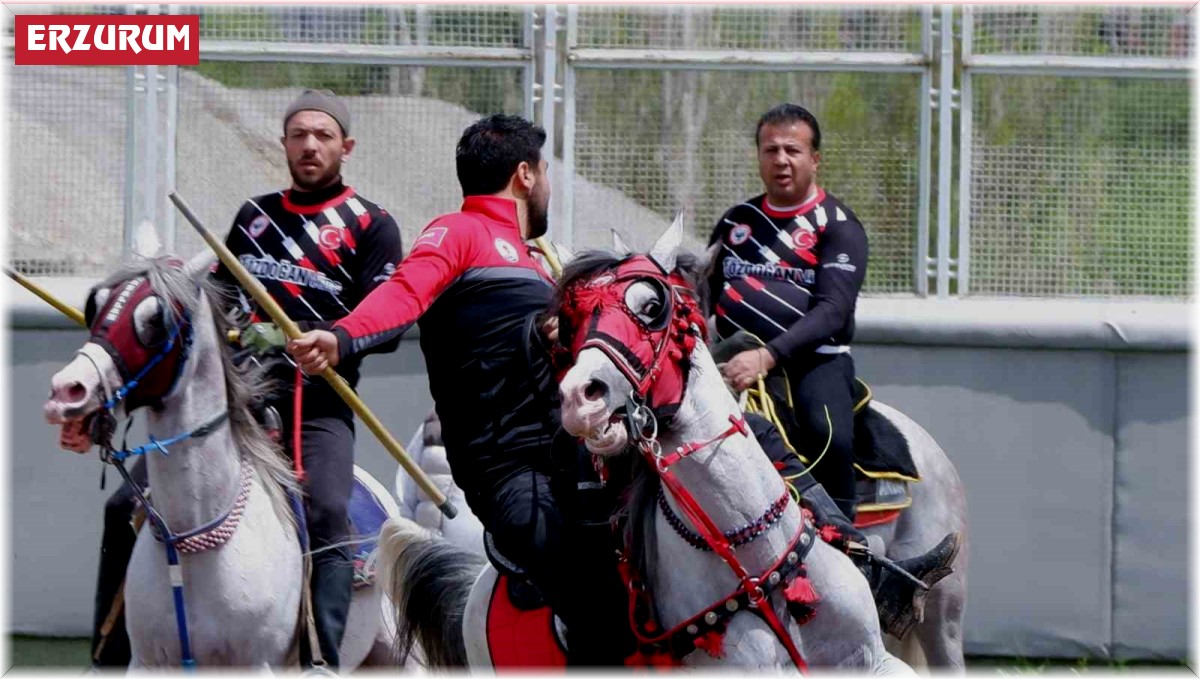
xmin=711 ymin=333 xmax=919 ymax=524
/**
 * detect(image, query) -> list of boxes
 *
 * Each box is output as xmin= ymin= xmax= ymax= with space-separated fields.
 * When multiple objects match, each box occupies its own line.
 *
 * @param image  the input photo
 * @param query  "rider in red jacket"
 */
xmin=288 ymin=114 xmax=633 ymax=666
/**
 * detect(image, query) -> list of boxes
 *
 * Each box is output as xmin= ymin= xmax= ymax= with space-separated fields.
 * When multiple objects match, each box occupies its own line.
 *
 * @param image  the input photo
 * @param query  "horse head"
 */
xmin=43 ymin=252 xmax=219 ymax=452
xmin=556 ymin=214 xmax=712 ymax=457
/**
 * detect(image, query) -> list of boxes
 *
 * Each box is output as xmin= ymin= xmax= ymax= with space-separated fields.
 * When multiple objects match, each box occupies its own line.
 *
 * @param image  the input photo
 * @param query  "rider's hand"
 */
xmin=540 ymin=315 xmax=559 ymax=344
xmin=286 ymin=330 xmax=340 ymax=374
xmin=718 ymin=348 xmax=776 ymax=393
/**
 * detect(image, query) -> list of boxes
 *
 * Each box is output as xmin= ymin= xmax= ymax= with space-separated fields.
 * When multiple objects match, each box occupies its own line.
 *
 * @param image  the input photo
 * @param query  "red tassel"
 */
xmin=651 ymin=650 xmax=682 ymax=667
xmin=625 ymin=648 xmax=682 ymax=668
xmin=784 ymin=575 xmax=821 ymax=625
xmin=693 ymin=629 xmax=726 ymax=659
xmin=819 ymin=524 xmax=842 ymax=545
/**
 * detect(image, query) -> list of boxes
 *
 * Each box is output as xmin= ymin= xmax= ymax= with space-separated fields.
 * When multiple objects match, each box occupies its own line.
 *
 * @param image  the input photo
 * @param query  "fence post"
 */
xmin=935 ymin=4 xmax=956 ymax=297
xmin=561 ymin=5 xmax=577 ymax=249
xmin=957 ymin=7 xmax=974 ymax=296
xmin=916 ymin=5 xmax=934 ymax=297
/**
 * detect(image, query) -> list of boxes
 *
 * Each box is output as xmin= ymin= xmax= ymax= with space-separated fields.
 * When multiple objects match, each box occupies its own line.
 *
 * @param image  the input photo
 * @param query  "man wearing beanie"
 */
xmin=88 ymin=89 xmax=404 ymax=670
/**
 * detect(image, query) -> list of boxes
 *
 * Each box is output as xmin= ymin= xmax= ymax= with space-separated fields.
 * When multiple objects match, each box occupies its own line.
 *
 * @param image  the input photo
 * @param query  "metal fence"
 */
xmin=4 ymin=5 xmax=1193 ymax=298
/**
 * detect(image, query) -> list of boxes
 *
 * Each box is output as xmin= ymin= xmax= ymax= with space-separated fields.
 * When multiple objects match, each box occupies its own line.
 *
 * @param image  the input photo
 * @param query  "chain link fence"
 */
xmin=4 ymin=5 xmax=1193 ymax=298
xmin=963 ymin=6 xmax=1192 ymax=297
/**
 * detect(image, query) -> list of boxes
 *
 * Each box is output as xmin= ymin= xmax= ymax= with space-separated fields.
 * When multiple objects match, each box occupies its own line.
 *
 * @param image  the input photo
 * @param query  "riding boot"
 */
xmin=797 ymin=483 xmax=962 ymax=639
xmin=798 ymin=482 xmax=871 ymax=576
xmin=91 ymin=513 xmax=136 ymax=667
xmin=868 ymin=532 xmax=962 ymax=639
xmin=300 ymin=549 xmax=353 ymax=670
xmin=90 ymin=461 xmax=147 ymax=668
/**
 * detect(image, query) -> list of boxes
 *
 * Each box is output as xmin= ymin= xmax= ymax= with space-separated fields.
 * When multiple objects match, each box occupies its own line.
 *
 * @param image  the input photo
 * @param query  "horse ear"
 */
xmin=649 ymin=211 xmax=685 ymax=272
xmin=131 ymin=220 xmax=163 ymax=259
xmin=553 ymin=241 xmax=576 ymax=268
xmin=611 ymin=229 xmax=632 ymax=256
xmin=183 ymin=250 xmax=217 ymax=281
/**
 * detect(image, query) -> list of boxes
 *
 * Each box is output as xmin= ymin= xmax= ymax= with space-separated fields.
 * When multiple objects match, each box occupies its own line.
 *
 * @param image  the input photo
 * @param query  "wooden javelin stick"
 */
xmin=4 ymin=267 xmax=87 ymax=326
xmin=168 ymin=192 xmax=456 ymax=519
xmin=532 ymin=236 xmax=563 ymax=278
xmin=1 ymin=271 xmax=150 ymax=661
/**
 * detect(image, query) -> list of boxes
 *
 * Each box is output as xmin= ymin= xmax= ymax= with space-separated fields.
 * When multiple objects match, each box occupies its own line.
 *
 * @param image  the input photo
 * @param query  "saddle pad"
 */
xmin=487 ymin=574 xmax=567 ymax=667
xmin=348 ymin=475 xmax=390 ymax=589
xmin=852 ymin=406 xmax=920 ymax=482
xmin=855 ymin=477 xmax=912 ymax=511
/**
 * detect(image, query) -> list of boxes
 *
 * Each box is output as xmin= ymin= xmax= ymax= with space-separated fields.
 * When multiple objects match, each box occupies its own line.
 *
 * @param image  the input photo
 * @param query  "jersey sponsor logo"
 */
xmin=248 ymin=215 xmax=270 ymax=239
xmin=413 ymin=226 xmax=448 ymax=250
xmin=723 ymin=258 xmax=814 ymax=286
xmin=238 ymin=254 xmax=343 ymax=295
xmin=728 ymin=223 xmax=751 ymax=246
xmin=824 ymin=253 xmax=857 ymax=273
xmin=318 ymin=224 xmax=343 ymax=250
xmin=494 ymin=238 xmax=519 ymax=263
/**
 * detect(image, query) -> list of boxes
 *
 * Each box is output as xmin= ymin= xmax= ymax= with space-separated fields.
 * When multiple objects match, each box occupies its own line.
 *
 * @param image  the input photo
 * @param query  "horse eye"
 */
xmin=624 ymin=281 xmax=668 ymax=327
xmin=133 ymin=297 xmax=165 ymax=346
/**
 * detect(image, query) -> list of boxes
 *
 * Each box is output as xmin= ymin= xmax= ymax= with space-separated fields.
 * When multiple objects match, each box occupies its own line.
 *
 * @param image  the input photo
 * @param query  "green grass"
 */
xmin=5 ymin=635 xmax=1192 ymax=671
xmin=7 ymin=635 xmax=91 ymax=670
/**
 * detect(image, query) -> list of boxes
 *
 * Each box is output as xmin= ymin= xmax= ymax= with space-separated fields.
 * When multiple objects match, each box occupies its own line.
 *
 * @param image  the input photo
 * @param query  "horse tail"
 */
xmin=375 ymin=516 xmax=486 ymax=667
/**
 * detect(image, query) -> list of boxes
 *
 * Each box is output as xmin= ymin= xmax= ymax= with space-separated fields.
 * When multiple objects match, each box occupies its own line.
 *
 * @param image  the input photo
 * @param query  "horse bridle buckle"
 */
xmin=625 ymin=393 xmax=659 ymax=447
xmin=746 ymin=578 xmax=766 ymax=608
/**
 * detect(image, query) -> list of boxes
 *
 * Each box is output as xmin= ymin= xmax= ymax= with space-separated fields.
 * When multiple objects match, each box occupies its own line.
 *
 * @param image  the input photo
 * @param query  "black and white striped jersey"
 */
xmin=705 ymin=189 xmax=868 ymax=362
xmin=212 ymin=179 xmax=404 ymax=393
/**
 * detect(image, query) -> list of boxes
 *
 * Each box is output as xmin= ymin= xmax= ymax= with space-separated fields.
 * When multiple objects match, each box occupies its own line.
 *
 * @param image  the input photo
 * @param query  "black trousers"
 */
xmin=279 ymin=401 xmax=356 ymax=668
xmin=463 ymin=440 xmax=633 ymax=667
xmin=90 ymin=398 xmax=356 ymax=667
xmin=91 ymin=457 xmax=146 ymax=666
xmin=784 ymin=353 xmax=859 ymax=519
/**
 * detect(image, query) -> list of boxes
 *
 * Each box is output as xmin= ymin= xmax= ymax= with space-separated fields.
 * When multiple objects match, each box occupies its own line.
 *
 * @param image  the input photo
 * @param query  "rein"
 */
xmin=622 ymin=394 xmax=814 ymax=670
xmin=85 ymin=296 xmax=229 ymax=669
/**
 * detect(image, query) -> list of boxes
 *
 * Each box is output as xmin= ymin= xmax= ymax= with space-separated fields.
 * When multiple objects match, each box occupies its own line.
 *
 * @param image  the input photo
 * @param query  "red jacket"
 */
xmin=333 ymin=196 xmax=559 ymax=497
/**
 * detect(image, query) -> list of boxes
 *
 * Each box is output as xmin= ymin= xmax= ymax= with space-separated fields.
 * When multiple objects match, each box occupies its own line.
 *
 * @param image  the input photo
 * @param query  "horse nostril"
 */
xmin=53 ymin=381 xmax=88 ymax=403
xmin=584 ymin=379 xmax=608 ymax=402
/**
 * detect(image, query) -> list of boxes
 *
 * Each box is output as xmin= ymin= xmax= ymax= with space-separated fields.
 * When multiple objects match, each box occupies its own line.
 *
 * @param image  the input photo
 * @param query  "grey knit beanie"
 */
xmin=283 ymin=89 xmax=350 ymax=136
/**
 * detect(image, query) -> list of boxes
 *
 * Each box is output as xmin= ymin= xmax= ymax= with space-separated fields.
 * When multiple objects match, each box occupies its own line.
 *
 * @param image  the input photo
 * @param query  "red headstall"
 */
xmin=559 ymin=255 xmax=707 ymax=413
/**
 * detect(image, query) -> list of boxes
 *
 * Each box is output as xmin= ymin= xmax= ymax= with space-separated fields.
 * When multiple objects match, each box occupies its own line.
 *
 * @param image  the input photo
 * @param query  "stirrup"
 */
xmin=872 ymin=532 xmax=962 ymax=639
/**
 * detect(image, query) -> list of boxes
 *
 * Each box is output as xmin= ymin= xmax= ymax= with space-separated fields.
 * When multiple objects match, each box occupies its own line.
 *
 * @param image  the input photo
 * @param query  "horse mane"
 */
xmin=108 ymin=258 xmax=300 ymax=530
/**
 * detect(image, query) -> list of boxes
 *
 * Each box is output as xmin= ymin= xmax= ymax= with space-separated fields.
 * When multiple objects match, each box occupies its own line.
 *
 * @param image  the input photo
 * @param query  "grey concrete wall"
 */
xmin=6 ymin=291 xmax=1190 ymax=661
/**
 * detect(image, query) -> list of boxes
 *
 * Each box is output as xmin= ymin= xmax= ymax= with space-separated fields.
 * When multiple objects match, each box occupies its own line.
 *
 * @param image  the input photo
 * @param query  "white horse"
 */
xmin=377 ymin=220 xmax=914 ymax=672
xmin=43 ymin=256 xmax=398 ymax=668
xmin=399 ymin=232 xmax=969 ymax=670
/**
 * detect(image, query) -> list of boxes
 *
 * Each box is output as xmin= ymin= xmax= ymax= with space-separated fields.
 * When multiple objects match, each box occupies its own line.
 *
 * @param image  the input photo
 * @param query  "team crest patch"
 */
xmin=728 ymin=223 xmax=751 ymax=246
xmin=494 ymin=238 xmax=520 ymax=263
xmin=413 ymin=226 xmax=448 ymax=250
xmin=248 ymin=215 xmax=270 ymax=239
xmin=318 ymin=224 xmax=343 ymax=250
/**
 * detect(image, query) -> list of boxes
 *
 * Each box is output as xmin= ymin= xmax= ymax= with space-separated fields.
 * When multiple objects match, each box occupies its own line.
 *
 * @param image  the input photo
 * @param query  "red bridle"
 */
xmin=559 ymin=255 xmax=706 ymax=414
xmin=559 ymin=255 xmax=816 ymax=669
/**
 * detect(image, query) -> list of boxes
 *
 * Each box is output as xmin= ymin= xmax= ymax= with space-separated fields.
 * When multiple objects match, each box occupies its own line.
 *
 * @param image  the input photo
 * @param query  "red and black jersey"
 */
xmin=212 ymin=180 xmax=404 ymax=397
xmin=332 ymin=196 xmax=559 ymax=496
xmin=705 ymin=189 xmax=868 ymax=362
